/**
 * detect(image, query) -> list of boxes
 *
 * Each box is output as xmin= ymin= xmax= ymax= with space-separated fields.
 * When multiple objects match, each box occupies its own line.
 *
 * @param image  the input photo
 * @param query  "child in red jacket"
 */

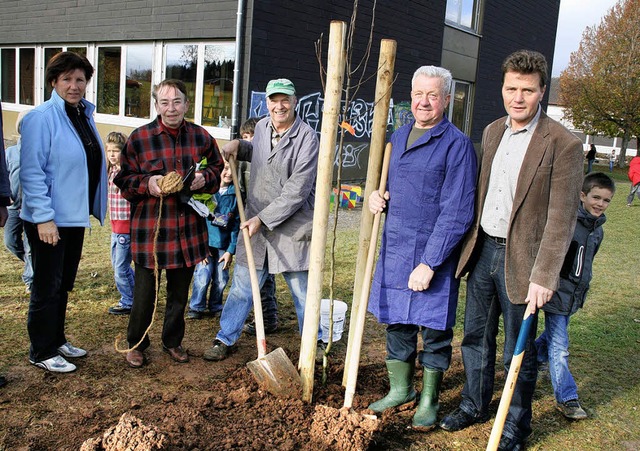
xmin=627 ymin=156 xmax=640 ymax=206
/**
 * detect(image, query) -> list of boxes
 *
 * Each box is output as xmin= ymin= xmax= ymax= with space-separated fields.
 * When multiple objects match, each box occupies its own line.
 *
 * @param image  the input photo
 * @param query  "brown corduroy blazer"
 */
xmin=456 ymin=110 xmax=585 ymax=304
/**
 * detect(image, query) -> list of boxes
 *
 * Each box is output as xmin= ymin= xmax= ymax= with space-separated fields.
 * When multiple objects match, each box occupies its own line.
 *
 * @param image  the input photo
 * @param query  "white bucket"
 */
xmin=320 ymin=299 xmax=348 ymax=343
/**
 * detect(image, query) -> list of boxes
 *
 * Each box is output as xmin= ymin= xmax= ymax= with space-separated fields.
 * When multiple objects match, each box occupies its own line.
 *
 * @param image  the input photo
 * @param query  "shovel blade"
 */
xmin=247 ymin=347 xmax=302 ymax=398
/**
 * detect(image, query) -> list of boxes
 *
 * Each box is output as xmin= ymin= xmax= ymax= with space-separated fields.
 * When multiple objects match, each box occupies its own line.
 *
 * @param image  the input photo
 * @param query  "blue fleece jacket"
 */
xmin=19 ymin=90 xmax=107 ymax=226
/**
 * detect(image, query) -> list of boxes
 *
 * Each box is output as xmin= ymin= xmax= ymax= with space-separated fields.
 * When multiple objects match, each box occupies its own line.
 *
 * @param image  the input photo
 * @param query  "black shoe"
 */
xmin=108 ymin=305 xmax=131 ymax=315
xmin=0 ymin=375 xmax=6 ymax=388
xmin=439 ymin=407 xmax=489 ymax=432
xmin=186 ymin=310 xmax=204 ymax=320
xmin=556 ymin=399 xmax=587 ymax=420
xmin=244 ymin=321 xmax=279 ymax=335
xmin=203 ymin=340 xmax=233 ymax=361
xmin=498 ymin=434 xmax=525 ymax=451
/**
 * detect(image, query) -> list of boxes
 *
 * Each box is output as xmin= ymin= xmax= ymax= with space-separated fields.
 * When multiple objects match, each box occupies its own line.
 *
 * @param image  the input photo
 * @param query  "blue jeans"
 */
xmin=459 ymin=237 xmax=538 ymax=441
xmin=189 ymin=248 xmax=229 ymax=313
xmin=586 ymin=160 xmax=594 ymax=173
xmin=216 ymin=264 xmax=312 ymax=346
xmin=111 ymin=233 xmax=135 ymax=308
xmin=536 ymin=313 xmax=578 ymax=403
xmin=4 ymin=208 xmax=33 ymax=288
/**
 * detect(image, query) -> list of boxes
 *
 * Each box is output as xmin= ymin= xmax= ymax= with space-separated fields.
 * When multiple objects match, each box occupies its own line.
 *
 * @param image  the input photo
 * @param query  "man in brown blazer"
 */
xmin=439 ymin=50 xmax=584 ymax=450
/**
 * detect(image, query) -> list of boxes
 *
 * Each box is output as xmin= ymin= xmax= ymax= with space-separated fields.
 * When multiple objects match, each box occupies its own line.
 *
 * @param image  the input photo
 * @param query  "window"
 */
xmin=165 ymin=44 xmax=198 ymax=120
xmin=1 ymin=47 xmax=36 ymax=105
xmin=125 ymin=45 xmax=153 ymax=118
xmin=201 ymin=43 xmax=235 ymax=127
xmin=445 ymin=0 xmax=479 ymax=32
xmin=97 ymin=47 xmax=121 ymax=115
xmin=1 ymin=48 xmax=16 ymax=102
xmin=19 ymin=48 xmax=35 ymax=105
xmin=449 ymin=80 xmax=472 ymax=134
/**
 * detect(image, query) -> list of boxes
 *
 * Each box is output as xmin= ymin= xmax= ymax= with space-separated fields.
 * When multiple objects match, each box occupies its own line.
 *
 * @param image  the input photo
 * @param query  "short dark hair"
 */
xmin=240 ymin=117 xmax=260 ymax=137
xmin=152 ymin=79 xmax=189 ymax=102
xmin=582 ymin=172 xmax=616 ymax=195
xmin=45 ymin=51 xmax=94 ymax=85
xmin=501 ymin=50 xmax=548 ymax=89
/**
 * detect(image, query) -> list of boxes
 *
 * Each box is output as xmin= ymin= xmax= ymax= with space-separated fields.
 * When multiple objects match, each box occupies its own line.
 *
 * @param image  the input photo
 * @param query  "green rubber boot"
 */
xmin=368 ymin=360 xmax=416 ymax=413
xmin=412 ymin=368 xmax=443 ymax=429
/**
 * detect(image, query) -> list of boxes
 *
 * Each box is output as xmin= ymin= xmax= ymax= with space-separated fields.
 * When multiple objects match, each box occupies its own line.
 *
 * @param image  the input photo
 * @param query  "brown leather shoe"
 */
xmin=163 ymin=345 xmax=189 ymax=363
xmin=126 ymin=349 xmax=145 ymax=368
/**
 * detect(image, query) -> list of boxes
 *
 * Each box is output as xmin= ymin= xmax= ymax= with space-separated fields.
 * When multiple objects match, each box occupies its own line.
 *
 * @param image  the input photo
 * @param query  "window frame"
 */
xmin=445 ymin=0 xmax=481 ymax=33
xmin=1 ymin=41 xmax=235 ymax=140
xmin=448 ymin=79 xmax=473 ymax=134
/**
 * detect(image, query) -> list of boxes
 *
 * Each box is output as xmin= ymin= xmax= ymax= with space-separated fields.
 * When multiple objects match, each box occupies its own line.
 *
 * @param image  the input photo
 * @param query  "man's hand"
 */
xmin=148 ymin=175 xmax=163 ymax=197
xmin=525 ymin=282 xmax=553 ymax=313
xmin=368 ymin=190 xmax=390 ymax=215
xmin=219 ymin=251 xmax=233 ymax=270
xmin=190 ymin=172 xmax=205 ymax=191
xmin=220 ymin=139 xmax=240 ymax=162
xmin=241 ymin=216 xmax=262 ymax=237
xmin=408 ymin=263 xmax=434 ymax=292
xmin=37 ymin=220 xmax=60 ymax=246
xmin=0 ymin=206 xmax=7 ymax=227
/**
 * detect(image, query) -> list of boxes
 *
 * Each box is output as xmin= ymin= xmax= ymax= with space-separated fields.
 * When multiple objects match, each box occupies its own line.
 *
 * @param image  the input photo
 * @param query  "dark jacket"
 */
xmin=0 ymin=103 xmax=11 ymax=207
xmin=542 ymin=205 xmax=605 ymax=315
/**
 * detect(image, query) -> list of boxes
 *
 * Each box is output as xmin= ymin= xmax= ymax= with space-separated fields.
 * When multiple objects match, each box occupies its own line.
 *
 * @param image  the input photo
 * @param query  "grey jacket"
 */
xmin=235 ymin=115 xmax=319 ymax=273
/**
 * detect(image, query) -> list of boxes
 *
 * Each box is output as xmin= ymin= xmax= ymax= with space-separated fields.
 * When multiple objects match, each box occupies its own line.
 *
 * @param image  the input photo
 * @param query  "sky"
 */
xmin=551 ymin=0 xmax=619 ymax=76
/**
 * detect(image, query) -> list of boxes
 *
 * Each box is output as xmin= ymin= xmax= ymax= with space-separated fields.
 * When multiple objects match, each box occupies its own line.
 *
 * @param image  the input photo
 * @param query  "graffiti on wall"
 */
xmin=250 ymin=91 xmax=414 ymax=180
xmin=250 ymin=91 xmax=413 ymax=138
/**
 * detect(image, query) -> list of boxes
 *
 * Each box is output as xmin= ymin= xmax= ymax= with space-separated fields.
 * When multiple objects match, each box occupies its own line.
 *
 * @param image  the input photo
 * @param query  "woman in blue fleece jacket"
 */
xmin=20 ymin=52 xmax=107 ymax=374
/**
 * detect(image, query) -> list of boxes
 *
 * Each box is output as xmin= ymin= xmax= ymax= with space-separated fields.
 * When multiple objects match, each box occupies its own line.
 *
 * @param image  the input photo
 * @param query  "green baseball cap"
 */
xmin=265 ymin=78 xmax=296 ymax=97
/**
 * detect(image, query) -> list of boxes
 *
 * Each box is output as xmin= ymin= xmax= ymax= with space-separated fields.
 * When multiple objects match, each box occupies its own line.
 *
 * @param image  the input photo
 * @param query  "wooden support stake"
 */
xmin=343 ymin=39 xmax=396 ymax=386
xmin=299 ymin=20 xmax=347 ymax=403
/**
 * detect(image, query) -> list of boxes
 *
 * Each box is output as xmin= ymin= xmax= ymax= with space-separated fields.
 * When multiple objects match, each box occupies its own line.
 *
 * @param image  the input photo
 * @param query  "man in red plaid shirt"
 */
xmin=115 ymin=79 xmax=224 ymax=368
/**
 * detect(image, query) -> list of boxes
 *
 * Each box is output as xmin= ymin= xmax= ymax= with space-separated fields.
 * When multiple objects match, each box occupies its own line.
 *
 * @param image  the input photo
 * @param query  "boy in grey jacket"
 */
xmin=535 ymin=172 xmax=615 ymax=420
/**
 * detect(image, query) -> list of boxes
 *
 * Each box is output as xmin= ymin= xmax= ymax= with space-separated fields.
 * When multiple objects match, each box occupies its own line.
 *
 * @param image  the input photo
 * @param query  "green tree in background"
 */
xmin=559 ymin=0 xmax=640 ymax=167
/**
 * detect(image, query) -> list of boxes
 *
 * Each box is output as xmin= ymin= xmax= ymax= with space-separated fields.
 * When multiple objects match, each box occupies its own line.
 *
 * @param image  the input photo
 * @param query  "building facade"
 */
xmin=0 ymin=0 xmax=561 ymax=181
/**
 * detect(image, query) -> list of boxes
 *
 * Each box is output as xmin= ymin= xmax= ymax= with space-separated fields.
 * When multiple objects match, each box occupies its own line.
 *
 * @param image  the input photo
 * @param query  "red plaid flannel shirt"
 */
xmin=114 ymin=118 xmax=223 ymax=269
xmin=109 ymin=166 xmax=131 ymax=233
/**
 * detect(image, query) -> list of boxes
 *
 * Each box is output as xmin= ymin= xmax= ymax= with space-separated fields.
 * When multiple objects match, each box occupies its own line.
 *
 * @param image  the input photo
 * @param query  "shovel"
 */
xmin=343 ymin=142 xmax=392 ymax=408
xmin=227 ymin=155 xmax=302 ymax=398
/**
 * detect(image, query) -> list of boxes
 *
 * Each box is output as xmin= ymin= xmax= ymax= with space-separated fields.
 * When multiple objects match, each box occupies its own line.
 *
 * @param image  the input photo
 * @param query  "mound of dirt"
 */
xmin=310 ymin=405 xmax=379 ymax=451
xmin=81 ymin=412 xmax=167 ymax=450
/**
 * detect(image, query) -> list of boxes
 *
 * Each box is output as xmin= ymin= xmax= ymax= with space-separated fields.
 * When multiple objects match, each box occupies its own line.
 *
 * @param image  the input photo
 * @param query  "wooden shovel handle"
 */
xmin=344 ymin=142 xmax=392 ymax=408
xmin=228 ymin=155 xmax=267 ymax=358
xmin=486 ymin=307 xmax=536 ymax=450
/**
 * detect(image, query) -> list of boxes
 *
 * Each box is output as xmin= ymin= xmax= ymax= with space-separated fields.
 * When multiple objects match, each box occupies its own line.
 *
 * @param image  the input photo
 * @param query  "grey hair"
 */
xmin=411 ymin=66 xmax=452 ymax=97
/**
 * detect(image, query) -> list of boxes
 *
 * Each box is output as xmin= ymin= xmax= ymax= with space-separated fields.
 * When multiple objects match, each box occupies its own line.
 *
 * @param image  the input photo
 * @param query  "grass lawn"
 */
xmin=0 ymin=172 xmax=638 ymax=450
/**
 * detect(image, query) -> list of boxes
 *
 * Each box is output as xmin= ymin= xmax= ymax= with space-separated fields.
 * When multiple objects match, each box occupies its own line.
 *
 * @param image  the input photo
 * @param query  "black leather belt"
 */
xmin=484 ymin=233 xmax=506 ymax=246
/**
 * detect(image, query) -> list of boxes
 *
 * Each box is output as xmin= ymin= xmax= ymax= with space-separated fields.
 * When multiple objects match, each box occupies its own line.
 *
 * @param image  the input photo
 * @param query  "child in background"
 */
xmin=106 ymin=132 xmax=135 ymax=315
xmin=608 ymin=150 xmax=616 ymax=172
xmin=536 ymin=172 xmax=615 ymax=420
xmin=4 ymin=110 xmax=33 ymax=293
xmin=186 ymin=161 xmax=240 ymax=319
xmin=237 ymin=118 xmax=279 ymax=335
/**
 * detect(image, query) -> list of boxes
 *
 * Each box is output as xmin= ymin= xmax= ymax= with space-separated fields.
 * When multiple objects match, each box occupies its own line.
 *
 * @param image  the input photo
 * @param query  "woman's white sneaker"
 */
xmin=30 ymin=355 xmax=76 ymax=373
xmin=57 ymin=342 xmax=87 ymax=358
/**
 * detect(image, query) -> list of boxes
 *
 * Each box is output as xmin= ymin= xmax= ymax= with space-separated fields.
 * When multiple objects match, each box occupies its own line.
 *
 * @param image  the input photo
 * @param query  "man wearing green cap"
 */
xmin=205 ymin=78 xmax=320 ymax=361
